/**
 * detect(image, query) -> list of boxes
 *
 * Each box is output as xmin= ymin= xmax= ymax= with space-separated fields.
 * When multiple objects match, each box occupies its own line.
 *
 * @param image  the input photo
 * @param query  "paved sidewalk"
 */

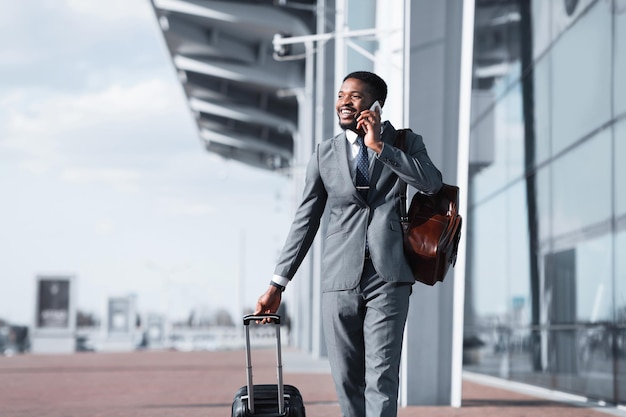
xmin=0 ymin=349 xmax=623 ymax=417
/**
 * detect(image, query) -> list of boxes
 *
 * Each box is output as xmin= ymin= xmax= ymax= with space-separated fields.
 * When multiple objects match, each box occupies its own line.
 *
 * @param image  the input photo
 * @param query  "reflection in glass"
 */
xmin=616 ymin=121 xmax=626 ymax=217
xmin=550 ymin=131 xmax=611 ymax=237
xmin=536 ymin=166 xmax=551 ymax=243
xmin=346 ymin=0 xmax=376 ymax=71
xmin=470 ymin=194 xmax=508 ymax=321
xmin=575 ymin=235 xmax=613 ymax=323
xmin=507 ymin=183 xmax=531 ymax=328
xmin=470 ymin=76 xmax=525 ymax=204
xmin=616 ymin=233 xmax=626 ymax=361
xmin=549 ymin=326 xmax=614 ymax=399
xmin=615 ymin=3 xmax=626 ymax=116
xmin=532 ymin=57 xmax=551 ymax=165
xmin=466 ymin=0 xmax=624 ymax=406
xmin=551 ymin=1 xmax=612 ymax=156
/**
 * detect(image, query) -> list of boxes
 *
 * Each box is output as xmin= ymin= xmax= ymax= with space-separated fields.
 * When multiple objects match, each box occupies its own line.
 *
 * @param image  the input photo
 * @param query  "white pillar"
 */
xmin=400 ymin=0 xmax=471 ymax=406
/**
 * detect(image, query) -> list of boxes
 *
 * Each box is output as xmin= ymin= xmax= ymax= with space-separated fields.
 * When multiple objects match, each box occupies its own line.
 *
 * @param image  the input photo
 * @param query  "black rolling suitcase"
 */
xmin=231 ymin=314 xmax=305 ymax=417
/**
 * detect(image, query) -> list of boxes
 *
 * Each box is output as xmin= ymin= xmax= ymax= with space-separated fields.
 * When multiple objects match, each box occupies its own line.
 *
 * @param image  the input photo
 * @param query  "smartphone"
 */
xmin=369 ymin=100 xmax=382 ymax=115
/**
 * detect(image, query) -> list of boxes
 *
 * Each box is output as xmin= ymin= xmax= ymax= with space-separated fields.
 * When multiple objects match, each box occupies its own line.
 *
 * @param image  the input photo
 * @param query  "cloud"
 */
xmin=0 ymin=1 xmax=169 ymax=96
xmin=5 ymin=78 xmax=175 ymax=137
xmin=94 ymin=219 xmax=116 ymax=235
xmin=158 ymin=198 xmax=217 ymax=217
xmin=60 ymin=167 xmax=142 ymax=192
xmin=0 ymin=78 xmax=186 ymax=173
xmin=62 ymin=0 xmax=153 ymax=22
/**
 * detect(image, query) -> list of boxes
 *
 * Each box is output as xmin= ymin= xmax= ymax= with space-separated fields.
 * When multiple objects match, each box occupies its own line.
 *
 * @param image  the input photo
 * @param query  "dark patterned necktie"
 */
xmin=355 ymin=136 xmax=369 ymax=197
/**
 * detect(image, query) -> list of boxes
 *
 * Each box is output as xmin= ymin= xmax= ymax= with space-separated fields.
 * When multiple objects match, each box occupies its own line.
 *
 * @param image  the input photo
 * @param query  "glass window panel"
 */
xmin=466 ymin=325 xmax=512 ymax=378
xmin=551 ymin=130 xmax=612 ymax=237
xmin=508 ymin=182 xmax=532 ymax=327
xmin=531 ymin=0 xmax=553 ymax=60
xmin=508 ymin=326 xmax=535 ymax=376
xmin=510 ymin=326 xmax=615 ymax=401
xmin=616 ymin=120 xmax=626 ymax=217
xmin=547 ymin=326 xmax=615 ymax=400
xmin=471 ymin=194 xmax=508 ymax=321
xmin=469 ymin=91 xmax=496 ymax=203
xmin=468 ymin=184 xmax=533 ymax=325
xmin=467 ymin=0 xmax=622 ymax=405
xmin=551 ymin=2 xmax=612 ymax=156
xmin=618 ymin=324 xmax=626 ymax=404
xmin=550 ymin=0 xmax=597 ymax=40
xmin=469 ymin=77 xmax=525 ymax=203
xmin=531 ymin=0 xmax=596 ymax=61
xmin=536 ymin=165 xmax=551 ymax=243
xmin=575 ymin=235 xmax=613 ymax=323
xmin=469 ymin=108 xmax=505 ymax=204
xmin=617 ymin=231 xmax=626 ymax=323
xmin=615 ymin=2 xmax=626 ymax=116
xmin=376 ymin=0 xmax=406 ymax=126
xmin=502 ymin=82 xmax=525 ymax=181
xmin=465 ymin=193 xmax=510 ymax=377
xmin=533 ymin=56 xmax=551 ymax=165
xmin=346 ymin=0 xmax=377 ymax=71
xmin=617 ymin=231 xmax=626 ymax=404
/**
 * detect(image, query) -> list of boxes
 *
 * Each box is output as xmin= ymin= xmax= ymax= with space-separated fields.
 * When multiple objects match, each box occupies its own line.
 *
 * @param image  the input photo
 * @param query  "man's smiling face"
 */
xmin=336 ymin=78 xmax=375 ymax=132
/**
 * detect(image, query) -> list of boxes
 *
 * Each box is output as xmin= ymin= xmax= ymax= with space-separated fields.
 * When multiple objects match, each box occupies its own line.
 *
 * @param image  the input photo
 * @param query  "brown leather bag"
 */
xmin=395 ymin=129 xmax=463 ymax=286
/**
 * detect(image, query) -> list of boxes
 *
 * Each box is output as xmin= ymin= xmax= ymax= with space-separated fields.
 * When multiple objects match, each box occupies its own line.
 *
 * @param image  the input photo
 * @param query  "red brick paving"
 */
xmin=0 ymin=349 xmax=616 ymax=417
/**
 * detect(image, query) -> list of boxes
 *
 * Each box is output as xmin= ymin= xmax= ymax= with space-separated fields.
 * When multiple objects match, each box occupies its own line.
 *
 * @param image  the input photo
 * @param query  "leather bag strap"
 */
xmin=394 ymin=129 xmax=411 ymax=225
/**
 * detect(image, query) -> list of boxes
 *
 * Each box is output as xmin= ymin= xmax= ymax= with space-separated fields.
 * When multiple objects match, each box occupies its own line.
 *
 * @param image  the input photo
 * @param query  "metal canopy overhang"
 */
xmin=150 ymin=0 xmax=314 ymax=173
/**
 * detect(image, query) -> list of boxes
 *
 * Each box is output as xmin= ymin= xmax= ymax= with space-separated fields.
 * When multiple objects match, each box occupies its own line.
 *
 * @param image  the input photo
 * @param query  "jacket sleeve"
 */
xmin=273 ymin=146 xmax=328 ymax=280
xmin=376 ymin=131 xmax=443 ymax=195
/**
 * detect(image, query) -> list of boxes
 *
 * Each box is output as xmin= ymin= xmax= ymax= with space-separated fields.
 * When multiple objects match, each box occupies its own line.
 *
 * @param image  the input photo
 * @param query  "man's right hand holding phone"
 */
xmin=357 ymin=100 xmax=383 ymax=154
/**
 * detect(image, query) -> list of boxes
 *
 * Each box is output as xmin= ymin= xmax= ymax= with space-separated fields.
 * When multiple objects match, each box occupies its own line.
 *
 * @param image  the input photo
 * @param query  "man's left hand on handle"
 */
xmin=254 ymin=285 xmax=282 ymax=324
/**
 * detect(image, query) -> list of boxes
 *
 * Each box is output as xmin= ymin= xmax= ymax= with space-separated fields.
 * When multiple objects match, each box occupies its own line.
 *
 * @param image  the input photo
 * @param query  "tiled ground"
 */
xmin=0 ymin=349 xmax=620 ymax=417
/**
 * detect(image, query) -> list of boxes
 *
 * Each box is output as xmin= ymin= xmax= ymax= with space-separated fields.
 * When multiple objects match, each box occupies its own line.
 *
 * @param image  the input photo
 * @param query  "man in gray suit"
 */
xmin=255 ymin=71 xmax=442 ymax=417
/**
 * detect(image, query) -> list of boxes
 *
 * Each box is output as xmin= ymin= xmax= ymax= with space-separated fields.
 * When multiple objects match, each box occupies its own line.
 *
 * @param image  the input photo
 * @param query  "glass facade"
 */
xmin=339 ymin=0 xmax=405 ymax=127
xmin=465 ymin=0 xmax=626 ymax=405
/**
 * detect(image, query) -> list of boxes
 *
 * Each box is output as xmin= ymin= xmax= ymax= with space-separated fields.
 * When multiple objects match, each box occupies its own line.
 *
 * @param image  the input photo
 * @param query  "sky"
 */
xmin=0 ymin=0 xmax=292 ymax=326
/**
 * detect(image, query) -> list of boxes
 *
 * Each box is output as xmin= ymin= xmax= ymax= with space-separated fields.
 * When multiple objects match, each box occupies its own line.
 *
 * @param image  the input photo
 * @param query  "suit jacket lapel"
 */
xmin=332 ymin=132 xmax=354 ymax=188
xmin=332 ymin=132 xmax=369 ymax=203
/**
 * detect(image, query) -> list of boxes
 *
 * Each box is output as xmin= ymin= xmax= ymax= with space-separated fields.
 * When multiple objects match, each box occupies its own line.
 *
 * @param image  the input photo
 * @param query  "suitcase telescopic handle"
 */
xmin=242 ymin=314 xmax=285 ymax=415
xmin=243 ymin=314 xmax=280 ymax=325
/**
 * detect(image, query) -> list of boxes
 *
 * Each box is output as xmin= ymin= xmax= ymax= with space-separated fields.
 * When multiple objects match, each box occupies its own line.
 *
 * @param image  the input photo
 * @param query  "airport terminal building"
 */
xmin=150 ymin=0 xmax=625 ymax=407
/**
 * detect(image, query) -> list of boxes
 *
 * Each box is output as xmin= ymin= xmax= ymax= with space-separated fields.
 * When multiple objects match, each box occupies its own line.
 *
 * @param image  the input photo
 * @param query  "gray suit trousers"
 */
xmin=322 ymin=259 xmax=411 ymax=417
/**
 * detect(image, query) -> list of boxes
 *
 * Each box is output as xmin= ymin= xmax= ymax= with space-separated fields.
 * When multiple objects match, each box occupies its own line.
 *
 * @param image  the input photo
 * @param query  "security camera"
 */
xmin=272 ymin=32 xmax=291 ymax=57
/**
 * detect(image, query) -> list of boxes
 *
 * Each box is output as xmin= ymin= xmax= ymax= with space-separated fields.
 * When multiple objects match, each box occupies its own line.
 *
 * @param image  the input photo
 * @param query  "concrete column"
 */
xmin=400 ymin=0 xmax=467 ymax=406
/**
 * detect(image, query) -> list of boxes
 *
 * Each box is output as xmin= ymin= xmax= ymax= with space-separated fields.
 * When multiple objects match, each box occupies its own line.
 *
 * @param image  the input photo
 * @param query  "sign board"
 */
xmin=108 ymin=297 xmax=131 ymax=334
xmin=36 ymin=278 xmax=71 ymax=329
xmin=32 ymin=275 xmax=76 ymax=353
xmin=34 ymin=276 xmax=76 ymax=332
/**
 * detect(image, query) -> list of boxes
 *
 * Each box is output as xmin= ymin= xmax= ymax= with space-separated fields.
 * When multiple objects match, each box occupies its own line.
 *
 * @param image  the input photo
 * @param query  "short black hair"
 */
xmin=343 ymin=71 xmax=388 ymax=105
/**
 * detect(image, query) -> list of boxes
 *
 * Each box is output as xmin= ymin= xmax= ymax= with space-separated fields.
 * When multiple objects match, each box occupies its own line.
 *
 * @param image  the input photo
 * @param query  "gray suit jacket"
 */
xmin=274 ymin=122 xmax=443 ymax=292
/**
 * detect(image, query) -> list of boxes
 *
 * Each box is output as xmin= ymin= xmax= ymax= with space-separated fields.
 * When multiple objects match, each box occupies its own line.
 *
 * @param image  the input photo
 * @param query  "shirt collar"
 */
xmin=344 ymin=122 xmax=386 ymax=145
xmin=345 ymin=129 xmax=359 ymax=145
